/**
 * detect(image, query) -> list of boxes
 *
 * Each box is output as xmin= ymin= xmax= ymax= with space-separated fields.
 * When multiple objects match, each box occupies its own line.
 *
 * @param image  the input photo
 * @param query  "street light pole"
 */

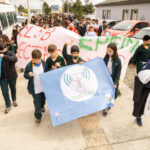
xmin=26 ymin=0 xmax=31 ymax=21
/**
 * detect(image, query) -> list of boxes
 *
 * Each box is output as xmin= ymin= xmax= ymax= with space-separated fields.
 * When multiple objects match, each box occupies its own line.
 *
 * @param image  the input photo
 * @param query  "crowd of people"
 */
xmin=0 ymin=13 xmax=149 ymax=127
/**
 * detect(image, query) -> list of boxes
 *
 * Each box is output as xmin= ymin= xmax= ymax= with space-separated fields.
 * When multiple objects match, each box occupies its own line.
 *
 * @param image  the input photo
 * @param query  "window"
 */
xmin=139 ymin=22 xmax=149 ymax=28
xmin=0 ymin=13 xmax=8 ymax=30
xmin=7 ymin=12 xmax=14 ymax=26
xmin=102 ymin=10 xmax=107 ymax=19
xmin=132 ymin=22 xmax=149 ymax=32
xmin=13 ymin=12 xmax=17 ymax=23
xmin=131 ymin=9 xmax=138 ymax=20
xmin=122 ymin=9 xmax=129 ymax=20
xmin=107 ymin=10 xmax=111 ymax=19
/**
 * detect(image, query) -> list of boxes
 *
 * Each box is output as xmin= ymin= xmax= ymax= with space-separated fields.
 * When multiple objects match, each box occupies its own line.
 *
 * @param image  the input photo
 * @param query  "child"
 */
xmin=24 ymin=49 xmax=48 ymax=123
xmin=103 ymin=43 xmax=121 ymax=116
xmin=63 ymin=41 xmax=83 ymax=65
xmin=46 ymin=44 xmax=65 ymax=70
xmin=101 ymin=25 xmax=111 ymax=36
xmin=0 ymin=41 xmax=18 ymax=114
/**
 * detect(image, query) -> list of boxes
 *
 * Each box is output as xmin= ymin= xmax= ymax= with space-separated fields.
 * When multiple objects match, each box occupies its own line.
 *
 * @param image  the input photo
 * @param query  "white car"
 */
xmin=17 ymin=16 xmax=27 ymax=26
xmin=133 ymin=27 xmax=150 ymax=40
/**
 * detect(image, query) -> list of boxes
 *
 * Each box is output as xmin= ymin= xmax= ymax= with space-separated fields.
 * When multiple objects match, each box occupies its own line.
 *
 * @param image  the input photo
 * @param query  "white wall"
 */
xmin=96 ymin=3 xmax=150 ymax=22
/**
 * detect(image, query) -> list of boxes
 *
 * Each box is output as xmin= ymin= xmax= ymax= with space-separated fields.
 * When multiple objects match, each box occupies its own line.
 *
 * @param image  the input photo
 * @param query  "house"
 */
xmin=95 ymin=0 xmax=150 ymax=22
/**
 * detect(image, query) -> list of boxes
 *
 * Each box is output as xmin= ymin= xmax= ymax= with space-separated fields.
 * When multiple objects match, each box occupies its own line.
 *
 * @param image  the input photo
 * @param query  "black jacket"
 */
xmin=1 ymin=51 xmax=18 ymax=80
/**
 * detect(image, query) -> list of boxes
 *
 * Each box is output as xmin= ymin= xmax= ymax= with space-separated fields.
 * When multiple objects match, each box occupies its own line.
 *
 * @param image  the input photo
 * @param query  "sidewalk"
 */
xmin=0 ymin=72 xmax=150 ymax=150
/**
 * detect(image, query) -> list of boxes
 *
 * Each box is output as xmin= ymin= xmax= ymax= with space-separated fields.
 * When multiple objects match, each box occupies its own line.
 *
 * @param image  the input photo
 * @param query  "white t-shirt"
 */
xmin=33 ymin=64 xmax=44 ymax=94
xmin=107 ymin=57 xmax=112 ymax=75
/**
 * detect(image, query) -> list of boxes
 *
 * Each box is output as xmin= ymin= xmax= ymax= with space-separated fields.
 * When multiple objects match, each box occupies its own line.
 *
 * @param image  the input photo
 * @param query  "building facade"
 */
xmin=95 ymin=0 xmax=150 ymax=22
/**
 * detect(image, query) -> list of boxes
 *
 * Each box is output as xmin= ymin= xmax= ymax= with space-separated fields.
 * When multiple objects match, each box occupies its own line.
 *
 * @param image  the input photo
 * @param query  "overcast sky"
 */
xmin=9 ymin=0 xmax=106 ymax=7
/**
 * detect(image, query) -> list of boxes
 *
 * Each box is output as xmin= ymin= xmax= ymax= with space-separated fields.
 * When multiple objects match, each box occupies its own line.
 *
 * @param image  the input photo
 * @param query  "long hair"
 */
xmin=2 ymin=34 xmax=11 ymax=45
xmin=104 ymin=43 xmax=118 ymax=61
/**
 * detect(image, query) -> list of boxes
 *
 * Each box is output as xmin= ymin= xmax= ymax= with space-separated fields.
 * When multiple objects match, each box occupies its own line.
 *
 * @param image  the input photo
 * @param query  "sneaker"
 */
xmin=12 ymin=101 xmax=18 ymax=107
xmin=35 ymin=118 xmax=41 ymax=124
xmin=41 ymin=107 xmax=45 ymax=113
xmin=103 ymin=109 xmax=108 ymax=116
xmin=4 ymin=107 xmax=11 ymax=114
xmin=136 ymin=117 xmax=142 ymax=126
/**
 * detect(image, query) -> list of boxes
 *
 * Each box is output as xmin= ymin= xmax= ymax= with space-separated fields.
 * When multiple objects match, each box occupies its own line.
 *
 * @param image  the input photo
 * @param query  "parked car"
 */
xmin=94 ymin=19 xmax=121 ymax=33
xmin=105 ymin=20 xmax=121 ymax=28
xmin=17 ymin=16 xmax=27 ymax=26
xmin=110 ymin=20 xmax=150 ymax=37
xmin=133 ymin=27 xmax=150 ymax=40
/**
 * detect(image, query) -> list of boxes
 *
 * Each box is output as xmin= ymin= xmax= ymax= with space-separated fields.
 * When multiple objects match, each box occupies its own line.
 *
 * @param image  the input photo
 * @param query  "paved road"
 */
xmin=0 ymin=67 xmax=150 ymax=150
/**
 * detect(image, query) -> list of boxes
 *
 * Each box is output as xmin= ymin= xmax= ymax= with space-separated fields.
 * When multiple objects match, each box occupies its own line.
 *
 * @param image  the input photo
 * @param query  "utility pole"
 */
xmin=26 ymin=0 xmax=31 ymax=20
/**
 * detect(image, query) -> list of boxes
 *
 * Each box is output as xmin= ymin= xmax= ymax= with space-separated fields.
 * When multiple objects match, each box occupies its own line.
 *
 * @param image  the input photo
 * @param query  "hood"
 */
xmin=110 ymin=29 xmax=128 ymax=36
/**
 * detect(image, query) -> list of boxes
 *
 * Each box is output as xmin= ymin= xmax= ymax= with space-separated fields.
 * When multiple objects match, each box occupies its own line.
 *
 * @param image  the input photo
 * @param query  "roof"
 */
xmin=95 ymin=0 xmax=150 ymax=7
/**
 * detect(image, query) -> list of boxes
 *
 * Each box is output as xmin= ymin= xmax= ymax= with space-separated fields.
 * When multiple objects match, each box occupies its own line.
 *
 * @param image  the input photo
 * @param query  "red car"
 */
xmin=110 ymin=20 xmax=150 ymax=37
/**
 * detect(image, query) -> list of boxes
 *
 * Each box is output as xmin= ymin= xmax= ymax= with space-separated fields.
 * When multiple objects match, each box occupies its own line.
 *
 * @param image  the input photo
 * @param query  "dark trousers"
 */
xmin=32 ymin=92 xmax=45 ymax=119
xmin=0 ymin=78 xmax=17 ymax=108
xmin=132 ymin=88 xmax=149 ymax=117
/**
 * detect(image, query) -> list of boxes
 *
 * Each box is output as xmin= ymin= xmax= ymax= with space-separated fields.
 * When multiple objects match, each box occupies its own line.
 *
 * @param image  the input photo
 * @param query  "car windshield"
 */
xmin=133 ymin=29 xmax=150 ymax=39
xmin=112 ymin=22 xmax=134 ymax=31
xmin=17 ymin=17 xmax=26 ymax=23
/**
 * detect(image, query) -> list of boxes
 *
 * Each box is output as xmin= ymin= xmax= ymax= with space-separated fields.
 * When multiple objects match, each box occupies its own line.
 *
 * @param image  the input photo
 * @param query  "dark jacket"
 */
xmin=78 ymin=24 xmax=87 ymax=36
xmin=62 ymin=45 xmax=83 ymax=66
xmin=98 ymin=25 xmax=105 ymax=36
xmin=130 ymin=44 xmax=150 ymax=73
xmin=24 ymin=60 xmax=48 ymax=95
xmin=8 ymin=43 xmax=16 ymax=53
xmin=104 ymin=57 xmax=121 ymax=85
xmin=104 ymin=57 xmax=121 ymax=98
xmin=1 ymin=51 xmax=18 ymax=80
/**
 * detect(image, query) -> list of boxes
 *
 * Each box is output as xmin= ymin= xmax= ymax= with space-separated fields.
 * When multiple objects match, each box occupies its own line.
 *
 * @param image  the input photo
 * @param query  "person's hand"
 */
xmin=28 ymin=72 xmax=34 ymax=77
xmin=114 ymin=85 xmax=117 ymax=89
xmin=55 ymin=62 xmax=61 ymax=67
xmin=64 ymin=40 xmax=73 ymax=46
xmin=130 ymin=63 xmax=134 ymax=68
xmin=0 ymin=54 xmax=4 ymax=58
xmin=52 ymin=65 xmax=57 ymax=69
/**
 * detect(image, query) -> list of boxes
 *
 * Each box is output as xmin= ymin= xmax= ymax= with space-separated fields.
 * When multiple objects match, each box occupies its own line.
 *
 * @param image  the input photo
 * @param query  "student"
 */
xmin=103 ymin=43 xmax=121 ymax=116
xmin=85 ymin=25 xmax=97 ymax=37
xmin=46 ymin=44 xmax=65 ymax=70
xmin=98 ymin=21 xmax=107 ymax=36
xmin=2 ymin=34 xmax=16 ymax=53
xmin=63 ymin=40 xmax=83 ymax=66
xmin=0 ymin=41 xmax=18 ymax=114
xmin=130 ymin=35 xmax=150 ymax=73
xmin=24 ymin=49 xmax=48 ymax=123
xmin=133 ymin=60 xmax=150 ymax=126
xmin=101 ymin=25 xmax=111 ymax=36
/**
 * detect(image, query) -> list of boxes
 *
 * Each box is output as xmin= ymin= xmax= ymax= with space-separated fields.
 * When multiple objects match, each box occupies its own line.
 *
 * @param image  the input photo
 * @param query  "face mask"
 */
xmin=73 ymin=56 xmax=78 ymax=60
xmin=108 ymin=52 xmax=114 ymax=56
xmin=70 ymin=27 xmax=74 ymax=31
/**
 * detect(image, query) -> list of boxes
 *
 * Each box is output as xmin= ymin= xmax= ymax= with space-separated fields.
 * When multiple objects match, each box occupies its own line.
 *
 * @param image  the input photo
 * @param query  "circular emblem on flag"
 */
xmin=60 ymin=65 xmax=98 ymax=102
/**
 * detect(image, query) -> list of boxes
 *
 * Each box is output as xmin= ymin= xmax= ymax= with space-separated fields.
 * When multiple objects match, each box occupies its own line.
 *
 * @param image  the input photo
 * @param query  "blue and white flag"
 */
xmin=0 ymin=57 xmax=2 ymax=78
xmin=40 ymin=57 xmax=115 ymax=126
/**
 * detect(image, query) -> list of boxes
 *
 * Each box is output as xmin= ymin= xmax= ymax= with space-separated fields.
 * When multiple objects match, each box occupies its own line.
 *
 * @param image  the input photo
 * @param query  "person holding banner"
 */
xmin=130 ymin=35 xmax=150 ymax=73
xmin=46 ymin=44 xmax=65 ymax=70
xmin=0 ymin=41 xmax=18 ymax=114
xmin=133 ymin=60 xmax=150 ymax=126
xmin=24 ymin=50 xmax=48 ymax=123
xmin=103 ymin=43 xmax=121 ymax=116
xmin=63 ymin=41 xmax=83 ymax=65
